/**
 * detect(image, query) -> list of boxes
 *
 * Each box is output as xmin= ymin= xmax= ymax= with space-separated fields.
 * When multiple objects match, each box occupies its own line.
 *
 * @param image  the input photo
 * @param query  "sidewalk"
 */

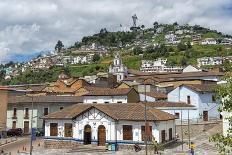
xmin=0 ymin=137 xmax=18 ymax=146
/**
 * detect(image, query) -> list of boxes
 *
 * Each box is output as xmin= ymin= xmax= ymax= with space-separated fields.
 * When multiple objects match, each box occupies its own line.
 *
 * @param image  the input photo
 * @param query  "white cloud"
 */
xmin=0 ymin=0 xmax=231 ymax=62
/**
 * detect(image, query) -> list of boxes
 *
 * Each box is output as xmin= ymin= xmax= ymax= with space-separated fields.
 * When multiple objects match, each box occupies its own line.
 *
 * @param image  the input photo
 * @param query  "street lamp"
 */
xmin=30 ymin=96 xmax=34 ymax=155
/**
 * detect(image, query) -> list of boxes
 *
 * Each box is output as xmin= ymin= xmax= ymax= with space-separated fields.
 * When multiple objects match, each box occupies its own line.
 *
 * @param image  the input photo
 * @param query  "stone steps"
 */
xmin=67 ymin=145 xmax=107 ymax=153
xmin=196 ymin=143 xmax=218 ymax=151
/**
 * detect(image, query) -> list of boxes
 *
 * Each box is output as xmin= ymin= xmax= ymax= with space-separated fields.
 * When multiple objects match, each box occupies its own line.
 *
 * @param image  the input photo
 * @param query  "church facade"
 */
xmin=108 ymin=52 xmax=128 ymax=82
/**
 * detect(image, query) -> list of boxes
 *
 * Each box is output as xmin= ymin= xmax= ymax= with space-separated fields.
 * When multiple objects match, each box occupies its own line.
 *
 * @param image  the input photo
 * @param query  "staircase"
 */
xmin=67 ymin=145 xmax=107 ymax=153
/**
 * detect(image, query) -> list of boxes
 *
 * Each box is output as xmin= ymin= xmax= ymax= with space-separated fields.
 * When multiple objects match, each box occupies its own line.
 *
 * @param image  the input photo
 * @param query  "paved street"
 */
xmin=0 ymin=136 xmax=43 ymax=155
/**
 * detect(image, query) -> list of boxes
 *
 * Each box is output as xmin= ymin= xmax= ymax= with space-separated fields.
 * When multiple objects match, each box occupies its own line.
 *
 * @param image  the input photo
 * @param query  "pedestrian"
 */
xmin=190 ymin=142 xmax=196 ymax=155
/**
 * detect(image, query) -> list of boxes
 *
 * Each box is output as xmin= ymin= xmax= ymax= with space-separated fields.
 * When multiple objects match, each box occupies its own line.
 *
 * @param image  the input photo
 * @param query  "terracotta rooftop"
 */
xmin=43 ymin=103 xmax=175 ymax=121
xmin=145 ymin=92 xmax=167 ymax=99
xmin=8 ymin=95 xmax=83 ymax=103
xmin=84 ymin=88 xmax=136 ymax=96
xmin=143 ymin=101 xmax=195 ymax=108
xmin=183 ymin=84 xmax=218 ymax=92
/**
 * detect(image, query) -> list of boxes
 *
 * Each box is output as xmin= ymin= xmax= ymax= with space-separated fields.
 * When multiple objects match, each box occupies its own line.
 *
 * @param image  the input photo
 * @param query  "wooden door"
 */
xmin=169 ymin=128 xmax=172 ymax=141
xmin=203 ymin=111 xmax=208 ymax=121
xmin=98 ymin=125 xmax=106 ymax=146
xmin=84 ymin=125 xmax=91 ymax=145
xmin=50 ymin=123 xmax=58 ymax=136
xmin=12 ymin=121 xmax=16 ymax=129
xmin=24 ymin=121 xmax=29 ymax=134
xmin=161 ymin=130 xmax=165 ymax=143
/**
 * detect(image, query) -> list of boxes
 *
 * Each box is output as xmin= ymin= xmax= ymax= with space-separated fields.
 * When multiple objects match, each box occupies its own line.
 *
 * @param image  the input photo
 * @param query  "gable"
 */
xmin=75 ymin=107 xmax=114 ymax=122
xmin=117 ymin=83 xmax=130 ymax=89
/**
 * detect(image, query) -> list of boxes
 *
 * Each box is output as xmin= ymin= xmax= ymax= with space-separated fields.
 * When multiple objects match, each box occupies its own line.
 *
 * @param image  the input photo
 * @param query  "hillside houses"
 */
xmin=197 ymin=56 xmax=232 ymax=67
xmin=201 ymin=38 xmax=217 ymax=45
xmin=140 ymin=58 xmax=183 ymax=73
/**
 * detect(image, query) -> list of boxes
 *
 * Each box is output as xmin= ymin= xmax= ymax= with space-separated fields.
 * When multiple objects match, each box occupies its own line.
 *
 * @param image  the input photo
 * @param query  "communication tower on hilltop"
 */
xmin=132 ymin=14 xmax=138 ymax=27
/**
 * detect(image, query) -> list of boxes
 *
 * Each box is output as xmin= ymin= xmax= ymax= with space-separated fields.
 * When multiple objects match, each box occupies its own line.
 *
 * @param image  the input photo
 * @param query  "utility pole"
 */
xmin=144 ymin=82 xmax=148 ymax=155
xmin=181 ymin=109 xmax=183 ymax=150
xmin=30 ymin=96 xmax=34 ymax=155
xmin=188 ymin=109 xmax=190 ymax=149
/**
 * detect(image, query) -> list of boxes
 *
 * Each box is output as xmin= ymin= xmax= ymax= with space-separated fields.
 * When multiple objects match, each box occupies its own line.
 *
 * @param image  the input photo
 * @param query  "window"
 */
xmin=64 ymin=123 xmax=73 ymax=137
xmin=175 ymin=113 xmax=180 ymax=119
xmin=12 ymin=121 xmax=16 ymax=129
xmin=13 ymin=108 xmax=17 ymax=118
xmin=104 ymin=102 xmax=109 ymax=104
xmin=212 ymin=95 xmax=216 ymax=102
xmin=60 ymin=107 xmax=64 ymax=110
xmin=117 ymin=101 xmax=122 ymax=103
xmin=141 ymin=126 xmax=152 ymax=141
xmin=123 ymin=125 xmax=133 ymax=140
xmin=44 ymin=108 xmax=48 ymax=116
xmin=50 ymin=123 xmax=58 ymax=136
xmin=92 ymin=102 xmax=97 ymax=104
xmin=187 ymin=96 xmax=191 ymax=104
xmin=24 ymin=108 xmax=29 ymax=119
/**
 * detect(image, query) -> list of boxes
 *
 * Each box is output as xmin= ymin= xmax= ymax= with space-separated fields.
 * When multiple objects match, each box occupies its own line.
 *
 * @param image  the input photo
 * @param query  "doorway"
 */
xmin=24 ymin=121 xmax=29 ymax=134
xmin=98 ymin=125 xmax=106 ymax=146
xmin=169 ymin=128 xmax=172 ymax=141
xmin=84 ymin=125 xmax=92 ymax=145
xmin=203 ymin=111 xmax=208 ymax=121
xmin=161 ymin=130 xmax=166 ymax=143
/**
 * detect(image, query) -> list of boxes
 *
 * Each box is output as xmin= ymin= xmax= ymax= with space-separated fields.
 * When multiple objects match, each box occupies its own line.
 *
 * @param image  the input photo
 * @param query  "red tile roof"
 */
xmin=43 ymin=103 xmax=175 ymax=121
xmin=84 ymin=88 xmax=136 ymax=96
xmin=143 ymin=101 xmax=195 ymax=108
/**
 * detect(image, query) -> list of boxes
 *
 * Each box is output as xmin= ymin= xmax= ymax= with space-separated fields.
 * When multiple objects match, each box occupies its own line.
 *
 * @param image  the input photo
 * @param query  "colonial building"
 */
xmin=43 ymin=103 xmax=176 ymax=148
xmin=168 ymin=84 xmax=221 ymax=121
xmin=109 ymin=52 xmax=128 ymax=82
xmin=7 ymin=96 xmax=83 ymax=133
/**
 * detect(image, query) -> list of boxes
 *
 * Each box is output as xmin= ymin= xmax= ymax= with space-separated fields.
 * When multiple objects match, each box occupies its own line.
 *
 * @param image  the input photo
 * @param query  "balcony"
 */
xmin=12 ymin=115 xmax=17 ymax=119
xmin=24 ymin=115 xmax=29 ymax=119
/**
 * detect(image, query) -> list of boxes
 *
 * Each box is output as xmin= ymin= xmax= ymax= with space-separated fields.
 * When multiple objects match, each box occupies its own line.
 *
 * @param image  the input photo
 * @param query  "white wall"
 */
xmin=139 ymin=94 xmax=156 ymax=102
xmin=45 ymin=108 xmax=176 ymax=144
xmin=83 ymin=96 xmax=127 ymax=104
xmin=168 ymin=86 xmax=221 ymax=120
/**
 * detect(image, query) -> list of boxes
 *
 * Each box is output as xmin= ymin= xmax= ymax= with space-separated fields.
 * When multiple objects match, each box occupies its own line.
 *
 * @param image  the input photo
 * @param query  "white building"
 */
xmin=83 ymin=88 xmax=140 ymax=104
xmin=165 ymin=34 xmax=181 ymax=44
xmin=168 ymin=84 xmax=221 ymax=122
xmin=145 ymin=101 xmax=197 ymax=123
xmin=140 ymin=58 xmax=183 ymax=73
xmin=43 ymin=103 xmax=176 ymax=148
xmin=197 ymin=57 xmax=223 ymax=67
xmin=109 ymin=52 xmax=128 ymax=82
xmin=221 ymin=38 xmax=232 ymax=45
xmin=201 ymin=38 xmax=217 ymax=45
xmin=7 ymin=96 xmax=83 ymax=133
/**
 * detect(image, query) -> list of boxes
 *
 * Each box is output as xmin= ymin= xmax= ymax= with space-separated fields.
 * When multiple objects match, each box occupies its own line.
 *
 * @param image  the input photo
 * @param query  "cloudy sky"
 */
xmin=0 ymin=0 xmax=232 ymax=63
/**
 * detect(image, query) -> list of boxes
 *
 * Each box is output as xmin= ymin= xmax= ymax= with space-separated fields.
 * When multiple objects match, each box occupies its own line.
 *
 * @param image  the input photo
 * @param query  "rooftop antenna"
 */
xmin=132 ymin=14 xmax=138 ymax=27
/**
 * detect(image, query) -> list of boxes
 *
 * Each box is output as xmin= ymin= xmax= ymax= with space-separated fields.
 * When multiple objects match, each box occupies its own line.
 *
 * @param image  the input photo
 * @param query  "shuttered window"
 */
xmin=50 ymin=123 xmax=58 ymax=136
xmin=141 ymin=126 xmax=152 ymax=141
xmin=123 ymin=125 xmax=133 ymax=140
xmin=64 ymin=123 xmax=73 ymax=137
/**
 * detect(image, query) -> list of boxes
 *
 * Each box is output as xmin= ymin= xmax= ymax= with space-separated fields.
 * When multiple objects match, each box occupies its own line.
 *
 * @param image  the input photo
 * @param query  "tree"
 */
xmin=92 ymin=53 xmax=100 ymax=62
xmin=177 ymin=42 xmax=187 ymax=51
xmin=210 ymin=73 xmax=232 ymax=154
xmin=55 ymin=40 xmax=64 ymax=53
xmin=133 ymin=46 xmax=143 ymax=55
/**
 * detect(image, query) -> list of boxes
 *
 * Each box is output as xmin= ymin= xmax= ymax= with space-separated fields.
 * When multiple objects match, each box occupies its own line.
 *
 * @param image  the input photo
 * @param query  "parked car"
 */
xmin=7 ymin=128 xmax=23 ymax=136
